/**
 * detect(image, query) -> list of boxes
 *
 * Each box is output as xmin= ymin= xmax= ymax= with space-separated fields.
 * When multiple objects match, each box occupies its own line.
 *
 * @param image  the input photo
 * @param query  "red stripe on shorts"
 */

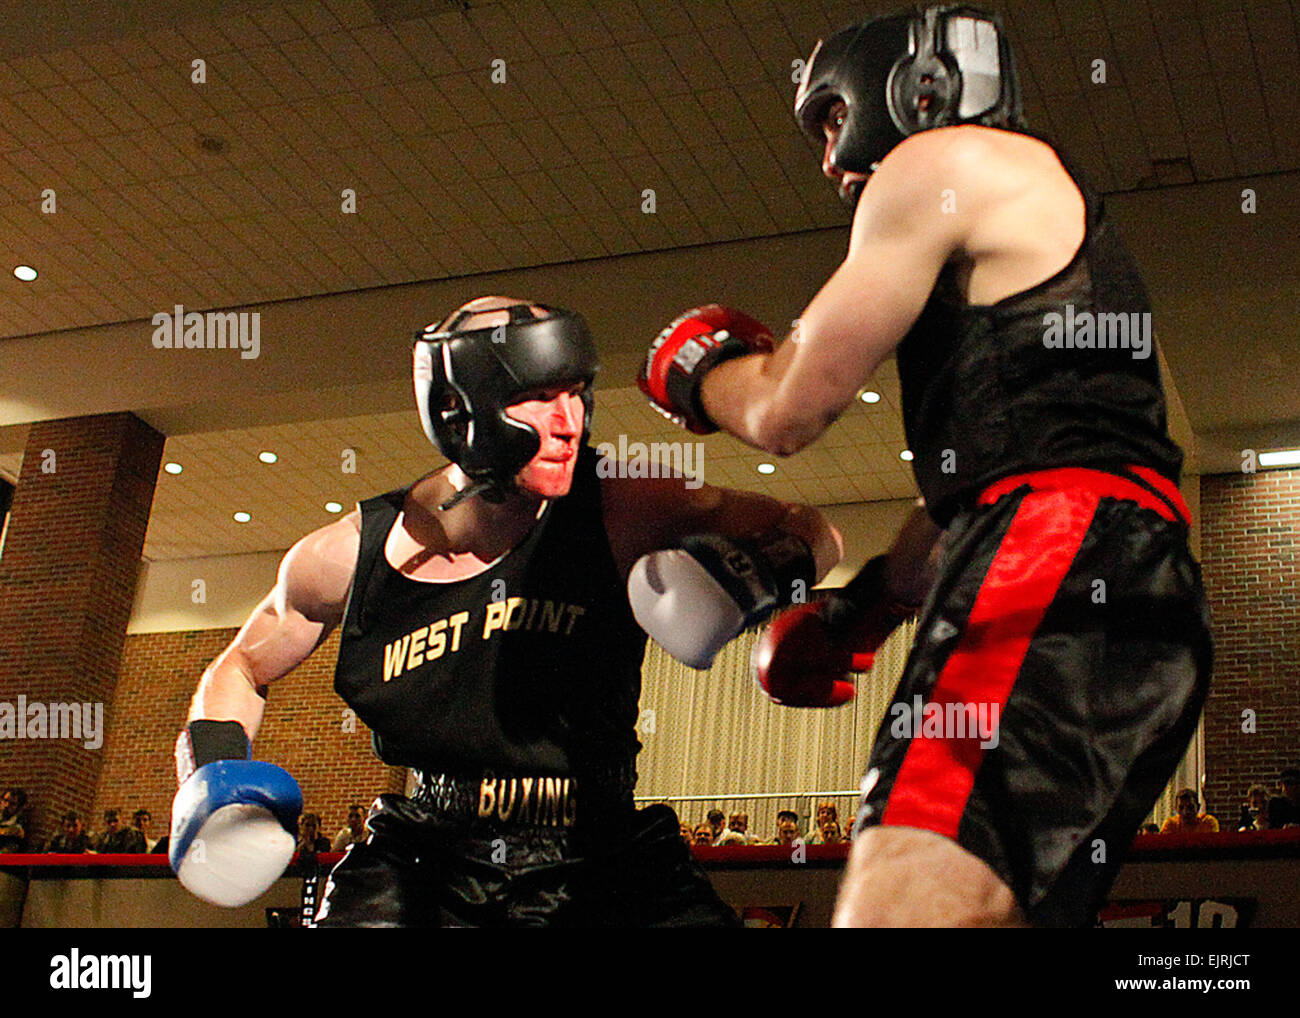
xmin=880 ymin=488 xmax=1098 ymax=837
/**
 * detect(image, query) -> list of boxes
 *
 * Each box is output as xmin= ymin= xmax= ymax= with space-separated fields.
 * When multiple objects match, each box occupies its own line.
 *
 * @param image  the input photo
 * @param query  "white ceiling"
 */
xmin=0 ymin=0 xmax=1297 ymax=561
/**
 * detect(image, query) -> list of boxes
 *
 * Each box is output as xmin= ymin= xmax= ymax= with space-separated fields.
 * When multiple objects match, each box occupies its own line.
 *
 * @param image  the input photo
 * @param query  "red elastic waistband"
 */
xmin=976 ymin=465 xmax=1190 ymax=525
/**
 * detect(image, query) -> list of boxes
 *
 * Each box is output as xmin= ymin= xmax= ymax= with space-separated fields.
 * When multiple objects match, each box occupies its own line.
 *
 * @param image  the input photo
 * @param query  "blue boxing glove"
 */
xmin=170 ymin=720 xmax=302 ymax=908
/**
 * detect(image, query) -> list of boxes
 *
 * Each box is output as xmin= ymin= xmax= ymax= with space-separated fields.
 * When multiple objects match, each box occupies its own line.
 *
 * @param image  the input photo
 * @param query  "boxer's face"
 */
xmin=820 ymin=100 xmax=870 ymax=204
xmin=505 ymin=384 xmax=585 ymax=499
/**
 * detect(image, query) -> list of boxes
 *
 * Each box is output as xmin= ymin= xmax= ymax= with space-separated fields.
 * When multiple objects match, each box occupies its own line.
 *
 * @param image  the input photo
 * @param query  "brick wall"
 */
xmin=1199 ymin=469 xmax=1300 ymax=823
xmin=0 ymin=413 xmax=162 ymax=843
xmin=91 ymin=627 xmax=405 ymax=845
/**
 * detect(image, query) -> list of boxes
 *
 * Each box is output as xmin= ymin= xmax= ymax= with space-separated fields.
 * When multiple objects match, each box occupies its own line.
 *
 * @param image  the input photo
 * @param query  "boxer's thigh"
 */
xmin=314 ymin=795 xmax=438 ymax=927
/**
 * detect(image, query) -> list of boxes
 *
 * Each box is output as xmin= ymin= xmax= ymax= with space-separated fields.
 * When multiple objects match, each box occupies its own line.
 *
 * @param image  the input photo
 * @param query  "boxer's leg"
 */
xmin=834 ymin=826 xmax=1026 ymax=927
xmin=313 ymin=795 xmax=435 ymax=927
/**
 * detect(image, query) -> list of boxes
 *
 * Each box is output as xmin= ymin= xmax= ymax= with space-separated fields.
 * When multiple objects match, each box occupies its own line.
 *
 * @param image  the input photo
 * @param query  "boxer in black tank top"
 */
xmin=640 ymin=7 xmax=1212 ymax=927
xmin=173 ymin=296 xmax=841 ymax=926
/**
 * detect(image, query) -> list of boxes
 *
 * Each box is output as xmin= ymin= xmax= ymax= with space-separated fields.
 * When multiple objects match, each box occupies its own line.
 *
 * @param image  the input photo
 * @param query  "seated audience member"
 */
xmin=692 ymin=822 xmax=715 ymax=847
xmin=1238 ymin=785 xmax=1272 ymax=831
xmin=772 ymin=810 xmax=803 ymax=847
xmin=297 ymin=813 xmax=331 ymax=856
xmin=1138 ymin=823 xmax=1161 ymax=835
xmin=679 ymin=821 xmax=694 ymax=847
xmin=1159 ymin=789 xmax=1219 ymax=834
xmin=817 ymin=821 xmax=843 ymax=845
xmin=0 ymin=789 xmax=27 ymax=853
xmin=47 ymin=812 xmax=93 ymax=853
xmin=132 ymin=808 xmax=157 ymax=851
xmin=706 ymin=808 xmax=726 ymax=844
xmin=807 ymin=802 xmax=841 ymax=844
xmin=1267 ymin=768 xmax=1300 ymax=829
xmin=715 ymin=812 xmax=759 ymax=846
xmin=331 ymin=803 xmax=368 ymax=852
xmin=96 ymin=808 xmax=146 ymax=853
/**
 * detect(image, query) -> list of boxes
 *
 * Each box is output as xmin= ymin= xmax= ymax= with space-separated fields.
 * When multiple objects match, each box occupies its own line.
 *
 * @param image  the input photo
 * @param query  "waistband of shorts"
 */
xmin=976 ymin=464 xmax=1190 ymax=525
xmin=410 ymin=762 xmax=636 ymax=830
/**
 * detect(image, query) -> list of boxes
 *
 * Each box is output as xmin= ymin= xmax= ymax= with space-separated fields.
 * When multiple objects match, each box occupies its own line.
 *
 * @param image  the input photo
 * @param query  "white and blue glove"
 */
xmin=170 ymin=720 xmax=303 ymax=908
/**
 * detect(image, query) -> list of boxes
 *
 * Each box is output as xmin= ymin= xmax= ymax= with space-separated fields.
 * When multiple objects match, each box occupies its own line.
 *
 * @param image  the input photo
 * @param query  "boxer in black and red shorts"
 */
xmin=638 ymin=5 xmax=1211 ymax=926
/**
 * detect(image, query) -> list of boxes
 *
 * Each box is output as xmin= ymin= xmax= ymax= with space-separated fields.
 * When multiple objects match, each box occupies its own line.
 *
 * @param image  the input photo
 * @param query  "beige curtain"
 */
xmin=635 ymin=620 xmax=917 ymax=839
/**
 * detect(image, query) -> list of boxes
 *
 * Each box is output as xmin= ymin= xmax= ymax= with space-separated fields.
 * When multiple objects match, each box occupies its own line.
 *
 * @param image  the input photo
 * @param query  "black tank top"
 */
xmin=896 ymin=135 xmax=1183 ymax=527
xmin=333 ymin=445 xmax=646 ymax=777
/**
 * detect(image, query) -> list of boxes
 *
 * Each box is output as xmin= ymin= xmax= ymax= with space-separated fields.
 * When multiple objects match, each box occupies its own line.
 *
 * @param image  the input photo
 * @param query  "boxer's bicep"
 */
xmin=188 ymin=514 xmax=359 ymax=734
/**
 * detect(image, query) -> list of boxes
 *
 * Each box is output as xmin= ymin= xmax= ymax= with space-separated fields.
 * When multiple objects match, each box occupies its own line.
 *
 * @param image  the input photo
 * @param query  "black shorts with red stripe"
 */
xmin=854 ymin=465 xmax=1213 ymax=927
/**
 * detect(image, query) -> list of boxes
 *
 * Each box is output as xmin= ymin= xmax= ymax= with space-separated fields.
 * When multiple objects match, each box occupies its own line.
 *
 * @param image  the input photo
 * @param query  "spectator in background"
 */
xmin=715 ymin=812 xmax=759 ymax=846
xmin=132 ymin=808 xmax=157 ymax=852
xmin=47 ymin=812 xmax=93 ymax=853
xmin=297 ymin=813 xmax=331 ymax=857
xmin=1237 ymin=786 xmax=1272 ymax=832
xmin=807 ymin=802 xmax=841 ymax=844
xmin=95 ymin=809 xmax=146 ymax=853
xmin=817 ymin=821 xmax=844 ymax=845
xmin=0 ymin=789 xmax=27 ymax=853
xmin=331 ymin=803 xmax=368 ymax=853
xmin=1138 ymin=823 xmax=1161 ymax=835
xmin=1267 ymin=768 xmax=1300 ymax=829
xmin=692 ymin=822 xmax=715 ymax=847
xmin=679 ymin=821 xmax=694 ymax=847
xmin=706 ymin=809 xmax=726 ymax=844
xmin=772 ymin=810 xmax=804 ymax=847
xmin=1159 ymin=789 xmax=1219 ymax=834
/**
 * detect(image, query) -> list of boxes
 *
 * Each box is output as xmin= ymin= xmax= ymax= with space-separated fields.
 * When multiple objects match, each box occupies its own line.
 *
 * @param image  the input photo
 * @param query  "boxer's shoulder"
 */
xmin=277 ymin=510 xmax=361 ymax=623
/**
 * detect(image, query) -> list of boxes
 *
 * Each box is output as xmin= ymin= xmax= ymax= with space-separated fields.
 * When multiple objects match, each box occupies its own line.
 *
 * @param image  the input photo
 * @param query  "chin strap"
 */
xmin=437 ymin=476 xmax=511 ymax=512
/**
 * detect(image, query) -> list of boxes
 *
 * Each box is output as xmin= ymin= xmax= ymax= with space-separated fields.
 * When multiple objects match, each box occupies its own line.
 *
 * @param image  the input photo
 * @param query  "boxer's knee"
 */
xmin=833 ymin=826 xmax=1026 ymax=928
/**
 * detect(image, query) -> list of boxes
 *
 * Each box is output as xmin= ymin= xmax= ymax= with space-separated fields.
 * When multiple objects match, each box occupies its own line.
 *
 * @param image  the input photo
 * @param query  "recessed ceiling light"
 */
xmin=757 ymin=463 xmax=776 ymax=475
xmin=324 ymin=501 xmax=343 ymax=513
xmin=233 ymin=511 xmax=251 ymax=523
xmin=258 ymin=451 xmax=277 ymax=464
xmin=900 ymin=450 xmax=914 ymax=462
xmin=1259 ymin=449 xmax=1300 ymax=467
xmin=13 ymin=265 xmax=37 ymax=281
xmin=860 ymin=390 xmax=881 ymax=404
xmin=163 ymin=462 xmax=183 ymax=475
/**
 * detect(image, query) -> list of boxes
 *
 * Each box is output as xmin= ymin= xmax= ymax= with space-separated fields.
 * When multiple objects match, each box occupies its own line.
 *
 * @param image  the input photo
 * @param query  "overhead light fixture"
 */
xmin=860 ymin=391 xmax=881 ymax=404
xmin=1259 ymin=449 xmax=1300 ymax=467
xmin=258 ymin=451 xmax=278 ymax=464
xmin=900 ymin=450 xmax=914 ymax=462
xmin=233 ymin=511 xmax=251 ymax=523
xmin=324 ymin=501 xmax=343 ymax=513
xmin=163 ymin=462 xmax=183 ymax=475
xmin=757 ymin=463 xmax=776 ymax=475
xmin=13 ymin=265 xmax=37 ymax=281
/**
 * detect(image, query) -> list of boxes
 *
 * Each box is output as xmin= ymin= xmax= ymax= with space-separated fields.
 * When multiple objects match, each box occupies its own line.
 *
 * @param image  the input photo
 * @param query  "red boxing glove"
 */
xmin=752 ymin=557 xmax=916 ymax=708
xmin=638 ymin=305 xmax=775 ymax=434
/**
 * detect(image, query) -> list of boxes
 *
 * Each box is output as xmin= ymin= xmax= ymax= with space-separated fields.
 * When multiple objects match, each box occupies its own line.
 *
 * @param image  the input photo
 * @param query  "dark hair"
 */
xmin=133 ymin=808 xmax=151 ymax=822
xmin=4 ymin=788 xmax=27 ymax=809
xmin=61 ymin=811 xmax=80 ymax=824
xmin=706 ymin=809 xmax=725 ymax=824
xmin=776 ymin=809 xmax=798 ymax=823
xmin=103 ymin=809 xmax=119 ymax=822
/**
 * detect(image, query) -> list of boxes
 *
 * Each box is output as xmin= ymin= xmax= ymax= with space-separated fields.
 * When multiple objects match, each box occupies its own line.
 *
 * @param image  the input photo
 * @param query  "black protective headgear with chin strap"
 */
xmin=795 ymin=5 xmax=1024 ymax=201
xmin=413 ymin=302 xmax=598 ymax=508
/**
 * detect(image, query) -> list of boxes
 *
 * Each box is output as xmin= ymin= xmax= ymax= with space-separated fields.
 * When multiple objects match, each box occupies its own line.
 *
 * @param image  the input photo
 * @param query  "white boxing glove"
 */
xmin=628 ymin=532 xmax=816 ymax=670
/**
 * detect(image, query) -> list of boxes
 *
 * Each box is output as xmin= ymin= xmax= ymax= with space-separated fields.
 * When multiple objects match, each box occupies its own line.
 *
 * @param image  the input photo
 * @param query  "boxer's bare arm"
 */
xmin=601 ymin=473 xmax=842 ymax=583
xmin=187 ymin=511 xmax=360 ymax=739
xmin=699 ymin=127 xmax=1084 ymax=457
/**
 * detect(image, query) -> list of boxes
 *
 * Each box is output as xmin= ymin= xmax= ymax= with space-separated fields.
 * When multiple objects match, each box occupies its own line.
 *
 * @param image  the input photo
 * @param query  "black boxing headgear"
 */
xmin=795 ymin=5 xmax=1023 ymax=195
xmin=413 ymin=302 xmax=598 ymax=506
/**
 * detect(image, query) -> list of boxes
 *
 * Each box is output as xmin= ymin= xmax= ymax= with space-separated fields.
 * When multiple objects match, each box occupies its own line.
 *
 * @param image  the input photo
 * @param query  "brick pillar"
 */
xmin=0 ymin=413 xmax=163 ymax=845
xmin=1199 ymin=469 xmax=1300 ymax=823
